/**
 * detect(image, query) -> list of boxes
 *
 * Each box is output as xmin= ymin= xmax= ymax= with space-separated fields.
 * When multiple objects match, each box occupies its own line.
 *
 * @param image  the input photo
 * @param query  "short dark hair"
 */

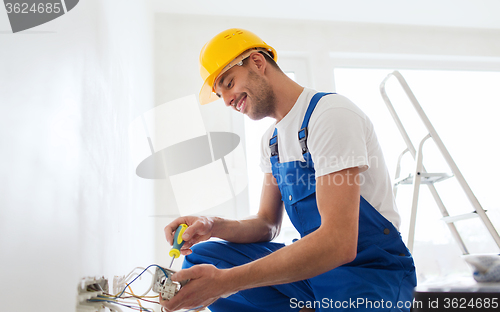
xmin=241 ymin=50 xmax=282 ymax=73
xmin=259 ymin=51 xmax=281 ymax=70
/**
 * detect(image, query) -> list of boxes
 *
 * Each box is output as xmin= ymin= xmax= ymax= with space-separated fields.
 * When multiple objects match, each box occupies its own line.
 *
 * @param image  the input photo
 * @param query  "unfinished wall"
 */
xmin=0 ymin=1 xmax=157 ymax=311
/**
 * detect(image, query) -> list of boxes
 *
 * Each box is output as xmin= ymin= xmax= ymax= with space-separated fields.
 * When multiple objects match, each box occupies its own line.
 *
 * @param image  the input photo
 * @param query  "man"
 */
xmin=161 ymin=28 xmax=416 ymax=312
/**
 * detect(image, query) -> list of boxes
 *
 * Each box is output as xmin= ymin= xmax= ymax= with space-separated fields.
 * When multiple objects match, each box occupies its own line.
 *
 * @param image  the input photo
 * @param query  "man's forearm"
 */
xmin=210 ymin=215 xmax=279 ymax=243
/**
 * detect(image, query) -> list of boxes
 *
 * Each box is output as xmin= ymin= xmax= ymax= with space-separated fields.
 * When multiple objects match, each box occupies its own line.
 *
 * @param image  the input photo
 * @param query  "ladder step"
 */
xmin=394 ymin=172 xmax=453 ymax=186
xmin=442 ymin=212 xmax=482 ymax=223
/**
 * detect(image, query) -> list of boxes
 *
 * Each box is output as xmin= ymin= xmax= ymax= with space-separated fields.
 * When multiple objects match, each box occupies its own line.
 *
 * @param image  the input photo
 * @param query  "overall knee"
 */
xmin=182 ymin=241 xmax=225 ymax=269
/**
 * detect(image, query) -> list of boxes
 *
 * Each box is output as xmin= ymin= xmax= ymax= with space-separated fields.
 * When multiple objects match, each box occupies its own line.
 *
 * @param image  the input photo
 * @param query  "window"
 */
xmin=334 ymin=68 xmax=500 ymax=281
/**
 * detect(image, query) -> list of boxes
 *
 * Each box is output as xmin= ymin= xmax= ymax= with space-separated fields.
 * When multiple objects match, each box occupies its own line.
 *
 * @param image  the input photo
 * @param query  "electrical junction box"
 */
xmin=152 ymin=266 xmax=188 ymax=300
xmin=76 ymin=276 xmax=109 ymax=312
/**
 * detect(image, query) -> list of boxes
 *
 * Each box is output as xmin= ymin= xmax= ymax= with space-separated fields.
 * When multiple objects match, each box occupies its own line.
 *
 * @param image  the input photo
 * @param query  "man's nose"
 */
xmin=221 ymin=90 xmax=235 ymax=108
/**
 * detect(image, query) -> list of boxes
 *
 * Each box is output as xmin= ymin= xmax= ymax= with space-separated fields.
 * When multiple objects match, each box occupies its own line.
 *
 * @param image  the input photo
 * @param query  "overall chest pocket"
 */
xmin=290 ymin=192 xmax=322 ymax=237
xmin=273 ymin=161 xmax=316 ymax=203
xmin=272 ymin=160 xmax=321 ymax=236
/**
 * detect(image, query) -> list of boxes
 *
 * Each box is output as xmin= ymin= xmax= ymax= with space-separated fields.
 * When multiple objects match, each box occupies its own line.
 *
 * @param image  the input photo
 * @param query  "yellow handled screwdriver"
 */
xmin=169 ymin=224 xmax=188 ymax=268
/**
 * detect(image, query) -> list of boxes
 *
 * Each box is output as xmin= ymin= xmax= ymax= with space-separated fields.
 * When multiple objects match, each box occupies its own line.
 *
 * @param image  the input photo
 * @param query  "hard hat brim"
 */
xmin=199 ymin=79 xmax=221 ymax=105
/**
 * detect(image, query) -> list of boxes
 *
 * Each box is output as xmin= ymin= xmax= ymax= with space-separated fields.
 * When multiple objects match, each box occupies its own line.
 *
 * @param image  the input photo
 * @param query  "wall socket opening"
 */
xmin=76 ymin=277 xmax=109 ymax=312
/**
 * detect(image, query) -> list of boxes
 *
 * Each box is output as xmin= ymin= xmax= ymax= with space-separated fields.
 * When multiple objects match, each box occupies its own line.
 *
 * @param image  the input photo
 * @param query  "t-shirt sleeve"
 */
xmin=259 ymin=125 xmax=274 ymax=173
xmin=308 ymin=104 xmax=370 ymax=178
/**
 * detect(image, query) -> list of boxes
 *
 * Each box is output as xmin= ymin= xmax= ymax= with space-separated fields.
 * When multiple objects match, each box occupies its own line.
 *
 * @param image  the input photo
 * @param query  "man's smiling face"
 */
xmin=214 ymin=54 xmax=277 ymax=121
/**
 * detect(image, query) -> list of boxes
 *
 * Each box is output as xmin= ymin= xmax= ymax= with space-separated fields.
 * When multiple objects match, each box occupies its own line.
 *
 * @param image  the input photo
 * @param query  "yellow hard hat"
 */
xmin=199 ymin=28 xmax=277 ymax=105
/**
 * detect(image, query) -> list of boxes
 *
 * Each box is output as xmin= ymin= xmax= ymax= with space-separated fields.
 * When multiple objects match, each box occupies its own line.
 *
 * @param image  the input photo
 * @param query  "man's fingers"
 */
xmin=182 ymin=220 xmax=205 ymax=241
xmin=161 ymin=265 xmax=220 ymax=311
xmin=179 ymin=240 xmax=193 ymax=255
xmin=171 ymin=266 xmax=199 ymax=282
xmin=164 ymin=217 xmax=190 ymax=245
xmin=181 ymin=234 xmax=204 ymax=249
xmin=164 ymin=218 xmax=180 ymax=245
xmin=180 ymin=241 xmax=194 ymax=251
xmin=164 ymin=226 xmax=173 ymax=245
xmin=161 ymin=270 xmax=198 ymax=311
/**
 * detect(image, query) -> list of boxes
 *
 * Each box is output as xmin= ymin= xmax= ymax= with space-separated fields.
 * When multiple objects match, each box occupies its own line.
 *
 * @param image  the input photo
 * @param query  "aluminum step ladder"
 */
xmin=379 ymin=70 xmax=500 ymax=254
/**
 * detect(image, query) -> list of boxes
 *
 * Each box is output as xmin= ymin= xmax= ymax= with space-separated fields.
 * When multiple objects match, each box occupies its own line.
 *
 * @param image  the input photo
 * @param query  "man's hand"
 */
xmin=164 ymin=216 xmax=215 ymax=255
xmin=159 ymin=264 xmax=235 ymax=311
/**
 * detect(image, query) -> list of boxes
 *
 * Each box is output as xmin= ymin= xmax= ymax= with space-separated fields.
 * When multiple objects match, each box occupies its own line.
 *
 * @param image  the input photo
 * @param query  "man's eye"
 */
xmin=227 ymin=80 xmax=233 ymax=88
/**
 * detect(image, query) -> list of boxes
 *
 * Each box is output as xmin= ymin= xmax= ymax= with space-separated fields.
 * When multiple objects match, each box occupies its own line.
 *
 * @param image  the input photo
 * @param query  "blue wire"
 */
xmin=90 ymin=297 xmax=202 ymax=312
xmin=114 ymin=264 xmax=170 ymax=299
xmin=88 ymin=298 xmax=154 ymax=312
xmin=107 ymin=264 xmax=203 ymax=311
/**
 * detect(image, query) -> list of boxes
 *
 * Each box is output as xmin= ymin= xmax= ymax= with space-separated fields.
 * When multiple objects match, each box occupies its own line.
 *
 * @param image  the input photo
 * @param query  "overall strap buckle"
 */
xmin=298 ymin=92 xmax=334 ymax=155
xmin=298 ymin=127 xmax=308 ymax=154
xmin=269 ymin=129 xmax=279 ymax=160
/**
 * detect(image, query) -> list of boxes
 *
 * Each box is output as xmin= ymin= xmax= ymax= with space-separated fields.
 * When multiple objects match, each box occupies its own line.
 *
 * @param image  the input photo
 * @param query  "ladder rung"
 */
xmin=394 ymin=172 xmax=453 ymax=186
xmin=442 ymin=212 xmax=482 ymax=223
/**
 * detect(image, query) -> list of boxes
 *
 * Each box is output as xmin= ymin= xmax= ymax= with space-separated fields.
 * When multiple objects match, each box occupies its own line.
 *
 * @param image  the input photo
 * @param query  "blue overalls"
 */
xmin=183 ymin=93 xmax=417 ymax=311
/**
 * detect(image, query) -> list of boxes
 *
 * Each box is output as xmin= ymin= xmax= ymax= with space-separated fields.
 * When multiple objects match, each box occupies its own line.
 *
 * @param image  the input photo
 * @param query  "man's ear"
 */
xmin=248 ymin=52 xmax=267 ymax=75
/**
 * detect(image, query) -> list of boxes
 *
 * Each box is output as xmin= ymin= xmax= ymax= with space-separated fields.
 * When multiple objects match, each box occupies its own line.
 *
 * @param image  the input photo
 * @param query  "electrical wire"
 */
xmin=125 ymin=293 xmax=159 ymax=299
xmin=96 ymin=264 xmax=201 ymax=312
xmin=88 ymin=297 xmax=154 ymax=312
xmin=103 ymin=302 xmax=124 ymax=312
xmin=160 ymin=305 xmax=206 ymax=312
xmin=113 ymin=264 xmax=169 ymax=299
xmin=130 ymin=297 xmax=159 ymax=305
xmin=99 ymin=293 xmax=160 ymax=306
xmin=103 ymin=292 xmax=159 ymax=299
xmin=117 ymin=292 xmax=159 ymax=300
xmin=127 ymin=285 xmax=153 ymax=311
xmin=121 ymin=267 xmax=149 ymax=284
xmin=115 ymin=267 xmax=156 ymax=297
xmin=142 ymin=269 xmax=156 ymax=297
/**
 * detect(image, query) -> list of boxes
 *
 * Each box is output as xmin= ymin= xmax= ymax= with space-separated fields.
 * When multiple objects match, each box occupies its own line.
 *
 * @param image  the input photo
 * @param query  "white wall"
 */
xmin=0 ymin=1 xmax=157 ymax=311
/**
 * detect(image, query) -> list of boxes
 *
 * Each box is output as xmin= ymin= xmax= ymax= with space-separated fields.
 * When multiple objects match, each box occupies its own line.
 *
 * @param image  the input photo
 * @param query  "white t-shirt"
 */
xmin=260 ymin=88 xmax=401 ymax=230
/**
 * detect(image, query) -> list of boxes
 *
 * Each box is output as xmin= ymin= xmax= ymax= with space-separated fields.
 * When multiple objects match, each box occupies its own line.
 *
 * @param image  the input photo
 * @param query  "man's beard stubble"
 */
xmin=246 ymin=69 xmax=277 ymax=121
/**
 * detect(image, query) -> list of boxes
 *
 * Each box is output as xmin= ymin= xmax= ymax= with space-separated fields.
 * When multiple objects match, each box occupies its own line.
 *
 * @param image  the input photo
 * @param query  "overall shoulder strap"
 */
xmin=298 ymin=92 xmax=334 ymax=154
xmin=269 ymin=128 xmax=279 ymax=160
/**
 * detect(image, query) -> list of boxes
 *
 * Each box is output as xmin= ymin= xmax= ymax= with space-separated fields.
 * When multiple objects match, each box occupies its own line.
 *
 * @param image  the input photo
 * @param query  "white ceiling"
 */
xmin=154 ymin=0 xmax=500 ymax=30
